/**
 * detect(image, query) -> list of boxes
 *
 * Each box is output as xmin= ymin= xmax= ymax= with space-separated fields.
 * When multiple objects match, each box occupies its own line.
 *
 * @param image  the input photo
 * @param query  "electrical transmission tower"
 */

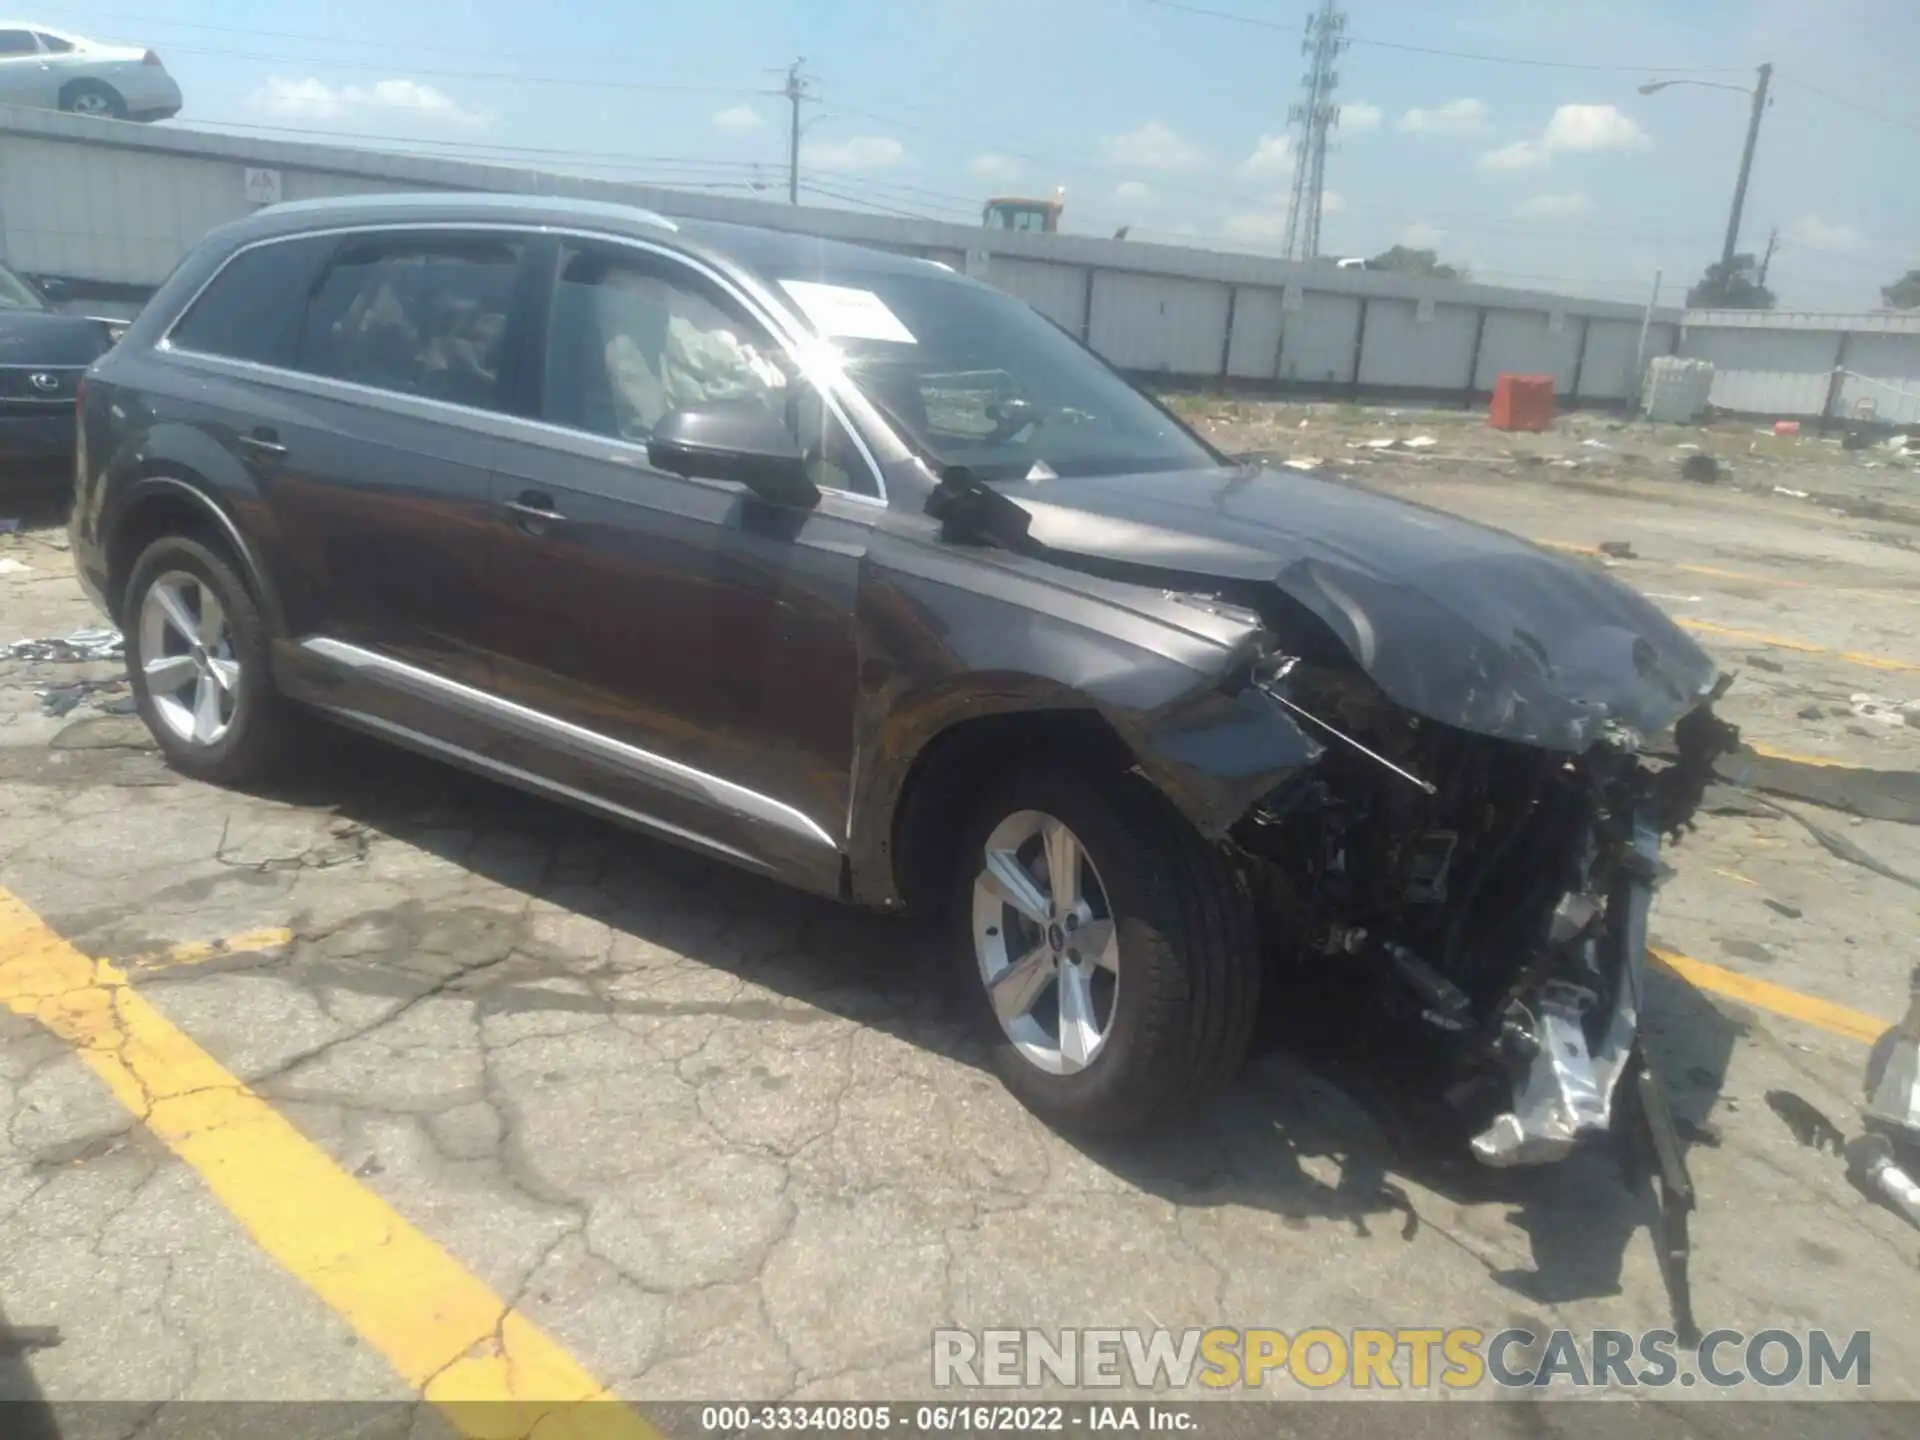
xmin=1280 ymin=0 xmax=1348 ymax=261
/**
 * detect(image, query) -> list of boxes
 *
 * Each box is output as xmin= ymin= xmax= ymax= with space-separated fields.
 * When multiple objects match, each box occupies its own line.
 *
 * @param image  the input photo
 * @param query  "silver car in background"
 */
xmin=0 ymin=22 xmax=182 ymax=120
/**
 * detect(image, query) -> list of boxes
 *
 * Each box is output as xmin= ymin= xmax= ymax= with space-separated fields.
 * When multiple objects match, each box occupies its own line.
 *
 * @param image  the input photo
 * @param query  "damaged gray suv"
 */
xmin=72 ymin=193 xmax=1734 ymax=1171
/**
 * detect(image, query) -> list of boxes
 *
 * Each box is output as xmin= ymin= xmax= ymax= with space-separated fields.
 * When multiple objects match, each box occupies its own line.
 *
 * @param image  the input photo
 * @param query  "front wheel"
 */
xmin=952 ymin=763 xmax=1261 ymax=1134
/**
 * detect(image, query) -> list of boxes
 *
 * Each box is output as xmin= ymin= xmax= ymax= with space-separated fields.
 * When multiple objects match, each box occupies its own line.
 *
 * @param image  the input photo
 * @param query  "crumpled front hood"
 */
xmin=1003 ymin=463 xmax=1719 ymax=750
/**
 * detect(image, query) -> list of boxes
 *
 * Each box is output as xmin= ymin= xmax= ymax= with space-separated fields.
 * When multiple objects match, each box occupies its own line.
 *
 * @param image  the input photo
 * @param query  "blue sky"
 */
xmin=32 ymin=0 xmax=1918 ymax=307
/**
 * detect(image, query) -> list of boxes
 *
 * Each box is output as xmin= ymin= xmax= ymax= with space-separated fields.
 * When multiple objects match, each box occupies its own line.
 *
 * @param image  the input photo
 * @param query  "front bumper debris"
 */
xmin=1471 ymin=811 xmax=1662 ymax=1168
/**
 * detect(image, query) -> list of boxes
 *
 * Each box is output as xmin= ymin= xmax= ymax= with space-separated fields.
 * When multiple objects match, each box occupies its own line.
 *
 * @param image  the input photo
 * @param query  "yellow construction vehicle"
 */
xmin=982 ymin=187 xmax=1065 ymax=234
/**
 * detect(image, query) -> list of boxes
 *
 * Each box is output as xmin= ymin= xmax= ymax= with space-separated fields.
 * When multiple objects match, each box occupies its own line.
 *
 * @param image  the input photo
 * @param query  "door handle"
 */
xmin=236 ymin=429 xmax=287 ymax=459
xmin=505 ymin=491 xmax=566 ymax=532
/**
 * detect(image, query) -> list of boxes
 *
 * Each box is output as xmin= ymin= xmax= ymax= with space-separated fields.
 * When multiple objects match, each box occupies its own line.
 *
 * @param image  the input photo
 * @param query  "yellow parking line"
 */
xmin=1745 ymin=741 xmax=1863 ymax=770
xmin=0 ymin=888 xmax=657 ymax=1439
xmin=126 ymin=926 xmax=294 ymax=971
xmin=1674 ymin=617 xmax=1918 ymax=673
xmin=1651 ymin=945 xmax=1891 ymax=1046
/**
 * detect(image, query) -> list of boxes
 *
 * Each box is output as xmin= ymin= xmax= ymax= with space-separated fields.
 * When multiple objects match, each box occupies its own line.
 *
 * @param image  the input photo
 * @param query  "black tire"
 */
xmin=60 ymin=80 xmax=128 ymax=119
xmin=950 ymin=761 xmax=1261 ymax=1134
xmin=124 ymin=534 xmax=289 ymax=785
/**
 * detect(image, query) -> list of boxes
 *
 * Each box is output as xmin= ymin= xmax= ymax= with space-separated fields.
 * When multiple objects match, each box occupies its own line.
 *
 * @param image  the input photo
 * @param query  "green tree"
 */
xmin=1364 ymin=245 xmax=1467 ymax=281
xmin=1686 ymin=253 xmax=1776 ymax=309
xmin=1882 ymin=269 xmax=1920 ymax=309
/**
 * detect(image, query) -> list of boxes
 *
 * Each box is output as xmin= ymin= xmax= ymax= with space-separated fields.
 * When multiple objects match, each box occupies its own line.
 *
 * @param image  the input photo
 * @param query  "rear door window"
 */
xmin=168 ymin=236 xmax=335 ymax=366
xmin=35 ymin=33 xmax=74 ymax=53
xmin=0 ymin=31 xmax=39 ymax=55
xmin=293 ymin=236 xmax=525 ymax=412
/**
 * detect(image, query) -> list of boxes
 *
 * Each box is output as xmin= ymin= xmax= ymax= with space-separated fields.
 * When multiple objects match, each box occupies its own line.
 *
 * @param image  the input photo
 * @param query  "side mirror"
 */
xmin=35 ymin=277 xmax=71 ymax=305
xmin=648 ymin=401 xmax=819 ymax=508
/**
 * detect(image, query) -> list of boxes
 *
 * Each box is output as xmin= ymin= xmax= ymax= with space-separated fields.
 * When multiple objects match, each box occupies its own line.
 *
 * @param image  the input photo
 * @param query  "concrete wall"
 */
xmin=9 ymin=106 xmax=1918 ymax=421
xmin=1677 ymin=310 xmax=1920 ymax=426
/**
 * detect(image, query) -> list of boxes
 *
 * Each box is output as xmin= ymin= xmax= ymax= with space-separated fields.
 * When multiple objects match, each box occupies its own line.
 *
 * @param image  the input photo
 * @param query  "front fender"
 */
xmin=1117 ymin=683 xmax=1324 ymax=839
xmin=845 ymin=537 xmax=1321 ymax=904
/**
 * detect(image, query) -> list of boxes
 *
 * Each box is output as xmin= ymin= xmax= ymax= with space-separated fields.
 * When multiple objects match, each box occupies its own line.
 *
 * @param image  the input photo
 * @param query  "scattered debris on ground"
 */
xmin=1851 ymin=694 xmax=1920 ymax=728
xmin=1 ymin=627 xmax=123 ymax=663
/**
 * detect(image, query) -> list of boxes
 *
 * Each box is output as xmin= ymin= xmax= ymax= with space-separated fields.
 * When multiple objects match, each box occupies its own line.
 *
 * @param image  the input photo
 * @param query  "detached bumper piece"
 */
xmin=1470 ymin=812 xmax=1661 ymax=1167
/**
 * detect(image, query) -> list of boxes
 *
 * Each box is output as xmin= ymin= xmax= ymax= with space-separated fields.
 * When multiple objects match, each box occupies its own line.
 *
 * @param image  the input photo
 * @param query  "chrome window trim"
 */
xmin=0 ymin=363 xmax=87 ymax=371
xmin=302 ymin=637 xmax=841 ymax=852
xmin=154 ymin=219 xmax=890 ymax=506
xmin=318 ymin=703 xmax=770 ymax=873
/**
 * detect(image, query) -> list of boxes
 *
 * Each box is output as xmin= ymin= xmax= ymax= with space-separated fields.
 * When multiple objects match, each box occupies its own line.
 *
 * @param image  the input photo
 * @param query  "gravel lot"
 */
xmin=3 ymin=400 xmax=1918 ymax=1421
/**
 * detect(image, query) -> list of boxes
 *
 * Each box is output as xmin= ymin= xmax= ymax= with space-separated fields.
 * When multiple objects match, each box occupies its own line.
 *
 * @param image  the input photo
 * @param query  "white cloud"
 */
xmin=1320 ymin=190 xmax=1344 ymax=214
xmin=808 ymin=135 xmax=907 ymax=171
xmin=1479 ymin=102 xmax=1649 ymax=175
xmin=1478 ymin=140 xmax=1546 ymax=171
xmin=1113 ymin=180 xmax=1153 ymax=204
xmin=712 ymin=104 xmax=764 ymax=132
xmin=1514 ymin=191 xmax=1594 ymax=220
xmin=1099 ymin=120 xmax=1209 ymax=172
xmin=1401 ymin=222 xmax=1446 ymax=248
xmin=1541 ymin=103 xmax=1649 ymax=153
xmin=967 ymin=152 xmax=1023 ymax=183
xmin=246 ymin=75 xmax=488 ymax=129
xmin=1341 ymin=102 xmax=1383 ymax=133
xmin=1222 ymin=211 xmax=1288 ymax=241
xmin=1238 ymin=133 xmax=1294 ymax=178
xmin=1397 ymin=98 xmax=1489 ymax=136
xmin=1785 ymin=214 xmax=1863 ymax=251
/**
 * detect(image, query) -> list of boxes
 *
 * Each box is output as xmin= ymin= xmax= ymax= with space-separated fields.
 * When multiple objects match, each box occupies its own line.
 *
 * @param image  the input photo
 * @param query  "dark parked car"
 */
xmin=71 ymin=193 xmax=1734 ymax=1160
xmin=0 ymin=259 xmax=115 ymax=483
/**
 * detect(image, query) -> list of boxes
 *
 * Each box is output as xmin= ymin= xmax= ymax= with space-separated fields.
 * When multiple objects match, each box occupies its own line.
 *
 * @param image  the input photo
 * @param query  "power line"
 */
xmin=799 ymin=181 xmax=945 ymax=222
xmin=153 ymin=44 xmax=760 ymax=93
xmin=36 ymin=5 xmax=739 ymax=72
xmin=1138 ymin=0 xmax=1740 ymax=72
xmin=1774 ymin=76 xmax=1920 ymax=135
xmin=186 ymin=118 xmax=776 ymax=168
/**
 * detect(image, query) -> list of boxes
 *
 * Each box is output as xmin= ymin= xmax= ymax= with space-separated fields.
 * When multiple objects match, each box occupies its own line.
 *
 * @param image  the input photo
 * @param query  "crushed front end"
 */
xmin=1232 ymin=655 xmax=1737 ymax=1167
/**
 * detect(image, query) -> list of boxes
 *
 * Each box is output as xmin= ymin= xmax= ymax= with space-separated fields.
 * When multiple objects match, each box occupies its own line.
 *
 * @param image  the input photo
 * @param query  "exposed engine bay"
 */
xmin=1234 ymin=654 xmax=1737 ymax=1170
xmin=925 ymin=459 xmax=1742 ymax=1337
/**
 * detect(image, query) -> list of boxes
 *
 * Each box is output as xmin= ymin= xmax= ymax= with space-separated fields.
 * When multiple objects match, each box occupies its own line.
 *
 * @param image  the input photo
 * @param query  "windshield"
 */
xmin=0 ymin=264 xmax=47 ymax=313
xmin=775 ymin=267 xmax=1217 ymax=481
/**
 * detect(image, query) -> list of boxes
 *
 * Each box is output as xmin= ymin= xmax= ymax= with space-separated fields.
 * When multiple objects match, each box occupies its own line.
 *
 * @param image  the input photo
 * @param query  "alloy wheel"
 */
xmin=69 ymin=92 xmax=113 ymax=117
xmin=138 ymin=571 xmax=241 ymax=746
xmin=971 ymin=809 xmax=1120 ymax=1075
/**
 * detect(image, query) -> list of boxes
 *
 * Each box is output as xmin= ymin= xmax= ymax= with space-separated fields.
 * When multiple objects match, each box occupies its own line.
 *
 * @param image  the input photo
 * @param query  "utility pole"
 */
xmin=1720 ymin=62 xmax=1771 ymax=275
xmin=781 ymin=57 xmax=812 ymax=205
xmin=1758 ymin=225 xmax=1780 ymax=284
xmin=1281 ymin=0 xmax=1347 ymax=262
xmin=1632 ymin=269 xmax=1662 ymax=411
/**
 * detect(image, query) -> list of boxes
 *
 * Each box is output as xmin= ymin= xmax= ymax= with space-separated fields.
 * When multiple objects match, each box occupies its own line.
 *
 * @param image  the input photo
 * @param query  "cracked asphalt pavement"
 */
xmin=3 ymin=413 xmax=1920 ymax=1418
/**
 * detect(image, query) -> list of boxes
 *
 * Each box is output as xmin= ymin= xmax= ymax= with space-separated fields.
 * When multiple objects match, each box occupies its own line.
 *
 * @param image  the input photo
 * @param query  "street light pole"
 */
xmin=1720 ymin=63 xmax=1772 ymax=274
xmin=1639 ymin=64 xmax=1773 ymax=283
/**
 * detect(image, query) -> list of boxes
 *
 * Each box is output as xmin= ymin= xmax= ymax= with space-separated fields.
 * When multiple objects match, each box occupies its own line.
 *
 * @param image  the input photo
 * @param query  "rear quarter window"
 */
xmin=168 ymin=237 xmax=336 ymax=366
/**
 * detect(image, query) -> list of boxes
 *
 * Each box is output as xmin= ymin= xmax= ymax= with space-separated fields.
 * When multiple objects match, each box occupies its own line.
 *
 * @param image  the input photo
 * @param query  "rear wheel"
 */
xmin=124 ymin=535 xmax=289 ymax=784
xmin=952 ymin=762 xmax=1261 ymax=1134
xmin=61 ymin=81 xmax=128 ymax=119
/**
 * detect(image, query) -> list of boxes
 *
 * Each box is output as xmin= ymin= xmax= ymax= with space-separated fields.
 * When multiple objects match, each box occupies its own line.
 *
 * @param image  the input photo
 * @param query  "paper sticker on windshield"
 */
xmin=778 ymin=280 xmax=917 ymax=344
